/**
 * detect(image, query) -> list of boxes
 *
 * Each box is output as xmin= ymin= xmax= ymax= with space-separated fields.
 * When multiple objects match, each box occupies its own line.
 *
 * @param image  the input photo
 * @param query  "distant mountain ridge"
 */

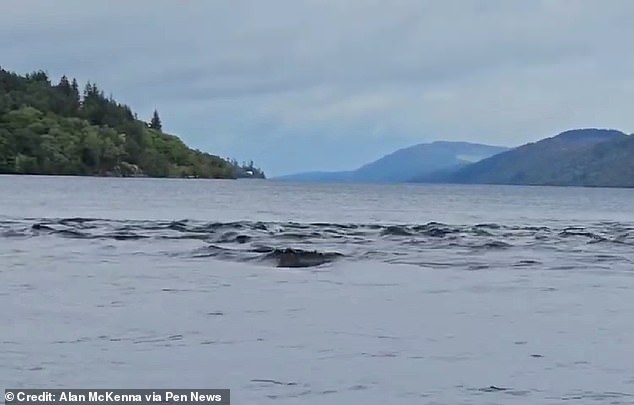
xmin=277 ymin=128 xmax=634 ymax=188
xmin=434 ymin=128 xmax=634 ymax=187
xmin=276 ymin=141 xmax=508 ymax=183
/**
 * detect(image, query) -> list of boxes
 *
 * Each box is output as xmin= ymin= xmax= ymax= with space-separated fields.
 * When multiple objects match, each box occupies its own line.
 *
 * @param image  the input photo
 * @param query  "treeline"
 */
xmin=0 ymin=67 xmax=265 ymax=179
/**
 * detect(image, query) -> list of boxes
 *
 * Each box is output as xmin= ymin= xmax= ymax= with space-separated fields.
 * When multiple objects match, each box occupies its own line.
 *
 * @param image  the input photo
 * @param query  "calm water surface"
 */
xmin=1 ymin=175 xmax=633 ymax=404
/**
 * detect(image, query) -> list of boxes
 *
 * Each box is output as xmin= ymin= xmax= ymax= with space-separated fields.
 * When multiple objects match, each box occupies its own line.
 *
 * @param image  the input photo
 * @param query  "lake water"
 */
xmin=1 ymin=175 xmax=634 ymax=404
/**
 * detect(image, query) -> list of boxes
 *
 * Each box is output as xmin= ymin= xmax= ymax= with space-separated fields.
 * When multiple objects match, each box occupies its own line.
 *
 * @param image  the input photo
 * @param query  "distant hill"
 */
xmin=276 ymin=141 xmax=508 ymax=183
xmin=435 ymin=128 xmax=634 ymax=187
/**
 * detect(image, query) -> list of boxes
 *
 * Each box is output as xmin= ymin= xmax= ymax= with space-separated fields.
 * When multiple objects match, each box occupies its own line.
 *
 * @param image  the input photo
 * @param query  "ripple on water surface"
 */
xmin=1 ymin=217 xmax=633 ymax=270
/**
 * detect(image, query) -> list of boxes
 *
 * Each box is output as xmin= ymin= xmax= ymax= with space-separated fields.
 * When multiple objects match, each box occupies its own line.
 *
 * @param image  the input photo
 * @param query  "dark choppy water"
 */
xmin=2 ymin=175 xmax=634 ymax=404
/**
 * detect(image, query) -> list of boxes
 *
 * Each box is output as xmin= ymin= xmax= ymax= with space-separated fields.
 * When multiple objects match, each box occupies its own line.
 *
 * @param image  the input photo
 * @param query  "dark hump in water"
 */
xmin=380 ymin=225 xmax=413 ymax=236
xmin=263 ymin=248 xmax=344 ymax=268
xmin=32 ymin=223 xmax=55 ymax=231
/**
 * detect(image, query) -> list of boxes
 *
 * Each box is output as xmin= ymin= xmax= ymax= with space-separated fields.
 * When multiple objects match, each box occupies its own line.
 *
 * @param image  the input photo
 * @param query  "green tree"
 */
xmin=58 ymin=75 xmax=71 ymax=95
xmin=149 ymin=109 xmax=162 ymax=131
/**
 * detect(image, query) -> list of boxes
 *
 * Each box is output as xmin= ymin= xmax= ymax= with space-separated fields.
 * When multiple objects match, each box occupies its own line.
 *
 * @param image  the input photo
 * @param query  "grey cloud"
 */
xmin=1 ymin=0 xmax=633 ymax=175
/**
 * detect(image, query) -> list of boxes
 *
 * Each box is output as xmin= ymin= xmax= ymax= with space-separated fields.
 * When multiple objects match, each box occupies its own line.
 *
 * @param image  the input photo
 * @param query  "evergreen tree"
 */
xmin=83 ymin=81 xmax=93 ymax=99
xmin=149 ymin=109 xmax=162 ymax=131
xmin=71 ymin=78 xmax=79 ymax=95
xmin=70 ymin=78 xmax=80 ymax=111
xmin=58 ymin=75 xmax=71 ymax=95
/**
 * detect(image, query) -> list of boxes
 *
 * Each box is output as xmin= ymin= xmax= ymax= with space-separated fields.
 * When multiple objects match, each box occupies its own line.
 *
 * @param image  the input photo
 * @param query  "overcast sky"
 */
xmin=1 ymin=0 xmax=633 ymax=176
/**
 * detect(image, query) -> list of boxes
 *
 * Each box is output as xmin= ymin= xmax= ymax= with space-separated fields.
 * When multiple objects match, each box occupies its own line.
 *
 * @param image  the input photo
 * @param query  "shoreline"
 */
xmin=0 ymin=173 xmax=266 ymax=180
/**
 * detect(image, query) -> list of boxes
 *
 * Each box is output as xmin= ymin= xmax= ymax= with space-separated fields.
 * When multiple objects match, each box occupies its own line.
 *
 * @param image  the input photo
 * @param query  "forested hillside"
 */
xmin=440 ymin=129 xmax=634 ymax=187
xmin=0 ymin=67 xmax=264 ymax=178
